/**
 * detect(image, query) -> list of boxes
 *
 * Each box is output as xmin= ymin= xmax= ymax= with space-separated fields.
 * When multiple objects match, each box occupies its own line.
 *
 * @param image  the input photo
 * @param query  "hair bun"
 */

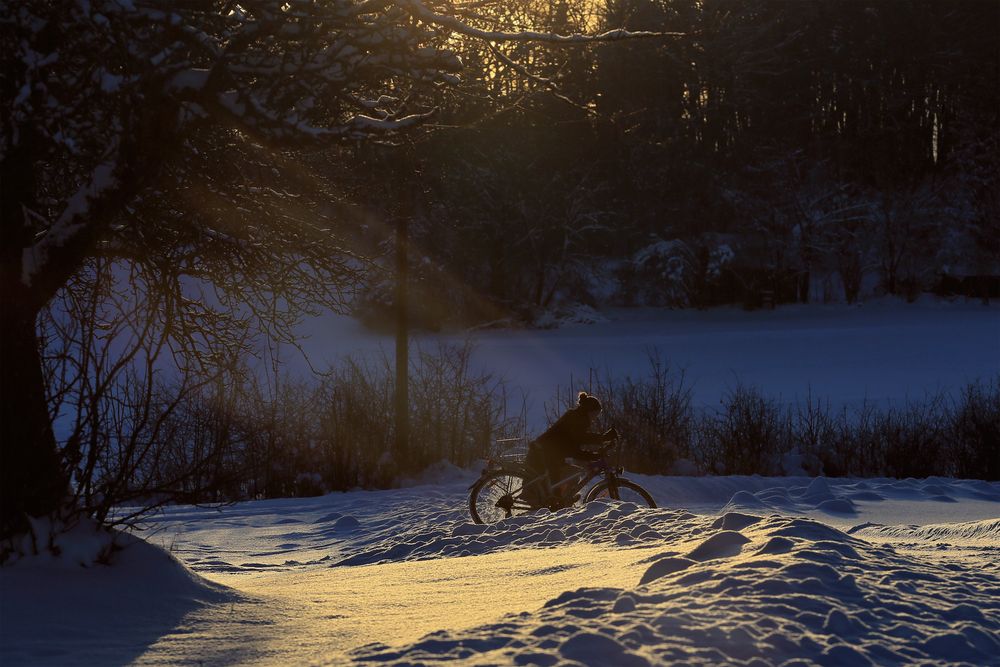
xmin=577 ymin=392 xmax=602 ymax=412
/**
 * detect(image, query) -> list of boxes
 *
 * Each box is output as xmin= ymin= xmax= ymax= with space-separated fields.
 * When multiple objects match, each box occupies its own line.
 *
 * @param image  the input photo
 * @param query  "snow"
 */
xmin=399 ymin=0 xmax=680 ymax=44
xmin=3 ymin=475 xmax=997 ymax=665
xmin=293 ymin=299 xmax=1000 ymax=428
xmin=166 ymin=68 xmax=210 ymax=93
xmin=1 ymin=520 xmax=231 ymax=666
xmin=4 ymin=303 xmax=998 ymax=664
xmin=21 ymin=159 xmax=119 ymax=286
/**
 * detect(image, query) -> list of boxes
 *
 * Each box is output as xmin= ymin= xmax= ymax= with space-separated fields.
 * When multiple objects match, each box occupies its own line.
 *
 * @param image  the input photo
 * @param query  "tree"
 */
xmin=1 ymin=0 xmax=672 ymax=540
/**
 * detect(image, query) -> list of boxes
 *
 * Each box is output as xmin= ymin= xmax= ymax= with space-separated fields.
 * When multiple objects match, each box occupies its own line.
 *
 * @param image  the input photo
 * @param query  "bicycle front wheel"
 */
xmin=469 ymin=469 xmax=534 ymax=524
xmin=585 ymin=478 xmax=656 ymax=508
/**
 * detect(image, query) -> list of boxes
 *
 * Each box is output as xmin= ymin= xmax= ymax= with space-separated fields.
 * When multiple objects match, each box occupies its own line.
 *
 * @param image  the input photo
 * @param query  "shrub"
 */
xmin=695 ymin=384 xmax=790 ymax=475
xmin=877 ymin=396 xmax=950 ymax=479
xmin=948 ymin=377 xmax=1000 ymax=480
xmin=816 ymin=401 xmax=883 ymax=477
xmin=165 ymin=341 xmax=524 ymax=496
xmin=594 ymin=352 xmax=694 ymax=474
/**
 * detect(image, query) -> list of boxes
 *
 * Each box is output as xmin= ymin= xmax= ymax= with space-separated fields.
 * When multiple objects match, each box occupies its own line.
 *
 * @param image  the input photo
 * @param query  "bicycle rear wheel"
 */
xmin=585 ymin=478 xmax=656 ymax=508
xmin=469 ymin=469 xmax=534 ymax=524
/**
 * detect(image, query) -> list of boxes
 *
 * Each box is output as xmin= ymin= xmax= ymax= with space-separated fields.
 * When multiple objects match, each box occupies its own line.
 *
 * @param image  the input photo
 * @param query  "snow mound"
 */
xmin=53 ymin=473 xmax=994 ymax=665
xmin=333 ymin=515 xmax=361 ymax=531
xmin=849 ymin=518 xmax=1000 ymax=545
xmin=139 ymin=475 xmax=1000 ymax=577
xmin=351 ymin=513 xmax=1000 ymax=665
xmin=686 ymin=530 xmax=751 ymax=561
xmin=723 ymin=490 xmax=769 ymax=509
xmin=816 ymin=498 xmax=857 ymax=514
xmin=639 ymin=557 xmax=695 ymax=585
xmin=1 ymin=524 xmax=234 ymax=667
xmin=398 ymin=460 xmax=479 ymax=488
xmin=335 ymin=500 xmax=683 ymax=566
xmin=709 ymin=511 xmax=763 ymax=531
xmin=711 ymin=476 xmax=994 ymax=517
xmin=559 ymin=630 xmax=648 ymax=666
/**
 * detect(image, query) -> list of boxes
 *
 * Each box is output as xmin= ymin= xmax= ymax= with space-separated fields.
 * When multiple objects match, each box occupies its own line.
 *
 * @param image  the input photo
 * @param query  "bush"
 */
xmin=164 ymin=368 xmax=1000 ymax=487
xmin=948 ymin=377 xmax=1000 ymax=480
xmin=151 ymin=341 xmax=523 ymax=498
xmin=546 ymin=353 xmax=997 ymax=480
xmin=816 ymin=401 xmax=882 ymax=477
xmin=877 ymin=398 xmax=950 ymax=478
xmin=620 ymin=238 xmax=695 ymax=307
xmin=695 ymin=384 xmax=790 ymax=475
xmin=54 ymin=335 xmax=999 ymax=537
xmin=587 ymin=351 xmax=694 ymax=474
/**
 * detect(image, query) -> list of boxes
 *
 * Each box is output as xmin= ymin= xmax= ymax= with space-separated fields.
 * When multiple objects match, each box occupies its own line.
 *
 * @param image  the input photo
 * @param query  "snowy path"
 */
xmin=135 ymin=544 xmax=651 ymax=665
xmin=3 ymin=475 xmax=999 ymax=666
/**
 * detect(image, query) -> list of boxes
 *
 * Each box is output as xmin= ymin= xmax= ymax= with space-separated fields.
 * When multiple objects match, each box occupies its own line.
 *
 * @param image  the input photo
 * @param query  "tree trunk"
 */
xmin=0 ymin=298 xmax=67 ymax=539
xmin=1 ymin=129 xmax=68 ymax=539
xmin=798 ymin=269 xmax=811 ymax=303
xmin=394 ymin=204 xmax=409 ymax=474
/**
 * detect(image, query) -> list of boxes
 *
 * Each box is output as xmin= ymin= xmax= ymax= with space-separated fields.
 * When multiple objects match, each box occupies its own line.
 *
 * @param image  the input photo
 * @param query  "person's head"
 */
xmin=577 ymin=391 xmax=602 ymax=423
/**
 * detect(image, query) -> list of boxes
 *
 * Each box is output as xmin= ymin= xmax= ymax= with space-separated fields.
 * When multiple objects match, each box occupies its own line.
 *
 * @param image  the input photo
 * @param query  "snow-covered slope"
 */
xmin=3 ymin=475 xmax=997 ymax=666
xmin=0 ymin=524 xmax=233 ymax=666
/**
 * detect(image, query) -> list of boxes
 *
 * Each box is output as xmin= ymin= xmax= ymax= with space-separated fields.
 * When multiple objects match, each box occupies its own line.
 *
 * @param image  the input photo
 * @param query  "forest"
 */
xmin=354 ymin=0 xmax=1000 ymax=327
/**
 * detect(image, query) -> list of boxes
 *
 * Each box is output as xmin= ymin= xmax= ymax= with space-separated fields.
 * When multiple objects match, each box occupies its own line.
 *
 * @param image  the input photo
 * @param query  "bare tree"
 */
xmin=1 ymin=0 xmax=675 ymax=539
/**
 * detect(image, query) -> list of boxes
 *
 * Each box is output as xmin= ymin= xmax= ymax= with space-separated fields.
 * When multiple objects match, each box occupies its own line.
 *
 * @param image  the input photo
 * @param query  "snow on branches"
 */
xmin=2 ymin=0 xmax=674 ymax=292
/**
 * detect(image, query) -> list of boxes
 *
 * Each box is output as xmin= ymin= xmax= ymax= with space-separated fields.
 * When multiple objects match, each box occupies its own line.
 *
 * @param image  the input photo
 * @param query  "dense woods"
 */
xmin=358 ymin=0 xmax=999 ymax=326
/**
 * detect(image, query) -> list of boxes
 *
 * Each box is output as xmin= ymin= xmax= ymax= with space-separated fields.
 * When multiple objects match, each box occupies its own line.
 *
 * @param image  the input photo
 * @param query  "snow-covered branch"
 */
xmin=22 ymin=157 xmax=121 ymax=287
xmin=398 ymin=0 xmax=684 ymax=43
xmin=4 ymin=0 xmax=687 ymax=309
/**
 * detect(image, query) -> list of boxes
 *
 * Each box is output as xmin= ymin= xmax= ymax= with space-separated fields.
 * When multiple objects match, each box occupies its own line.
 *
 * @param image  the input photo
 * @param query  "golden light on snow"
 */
xmin=138 ymin=543 xmax=651 ymax=663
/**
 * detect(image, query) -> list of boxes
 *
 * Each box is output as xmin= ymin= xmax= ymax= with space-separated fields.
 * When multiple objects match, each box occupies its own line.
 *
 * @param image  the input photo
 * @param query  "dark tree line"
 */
xmin=355 ymin=0 xmax=999 ymax=326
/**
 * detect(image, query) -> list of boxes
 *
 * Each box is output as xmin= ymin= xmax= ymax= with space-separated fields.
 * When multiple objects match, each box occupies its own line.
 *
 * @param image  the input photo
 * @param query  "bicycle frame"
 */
xmin=469 ymin=437 xmax=658 ymax=524
xmin=549 ymin=459 xmax=605 ymax=498
xmin=474 ymin=446 xmax=624 ymax=510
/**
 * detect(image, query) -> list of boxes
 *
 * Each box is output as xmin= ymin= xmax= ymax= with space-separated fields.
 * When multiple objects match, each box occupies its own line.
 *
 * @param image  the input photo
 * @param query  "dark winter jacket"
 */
xmin=532 ymin=406 xmax=610 ymax=466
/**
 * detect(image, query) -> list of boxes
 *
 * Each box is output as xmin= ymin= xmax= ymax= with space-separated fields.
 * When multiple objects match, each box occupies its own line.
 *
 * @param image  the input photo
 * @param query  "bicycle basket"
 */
xmin=490 ymin=437 xmax=529 ymax=466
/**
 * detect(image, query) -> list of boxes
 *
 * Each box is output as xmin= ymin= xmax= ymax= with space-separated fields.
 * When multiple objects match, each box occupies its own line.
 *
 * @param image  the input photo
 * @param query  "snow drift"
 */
xmin=351 ymin=507 xmax=1000 ymax=666
xmin=2 ymin=475 xmax=997 ymax=666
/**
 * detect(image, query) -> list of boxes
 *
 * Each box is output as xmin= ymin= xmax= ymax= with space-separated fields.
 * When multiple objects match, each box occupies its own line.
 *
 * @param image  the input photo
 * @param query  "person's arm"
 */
xmin=580 ymin=422 xmax=619 ymax=444
xmin=568 ymin=419 xmax=618 ymax=459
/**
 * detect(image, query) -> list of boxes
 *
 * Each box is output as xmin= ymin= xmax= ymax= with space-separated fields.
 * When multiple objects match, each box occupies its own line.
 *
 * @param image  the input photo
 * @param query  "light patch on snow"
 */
xmin=99 ymin=70 xmax=124 ymax=93
xmin=850 ymin=518 xmax=1000 ymax=546
xmin=706 ymin=243 xmax=735 ymax=278
xmin=348 ymin=111 xmax=435 ymax=133
xmin=135 ymin=543 xmax=650 ymax=665
xmin=5 ymin=474 xmax=996 ymax=665
xmin=166 ymin=68 xmax=210 ymax=92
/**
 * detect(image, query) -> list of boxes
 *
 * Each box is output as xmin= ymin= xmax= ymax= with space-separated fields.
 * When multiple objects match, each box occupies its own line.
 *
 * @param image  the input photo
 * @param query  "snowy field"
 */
xmin=3 ymin=301 xmax=999 ymax=665
xmin=297 ymin=299 xmax=1000 ymax=427
xmin=3 ymin=473 xmax=999 ymax=665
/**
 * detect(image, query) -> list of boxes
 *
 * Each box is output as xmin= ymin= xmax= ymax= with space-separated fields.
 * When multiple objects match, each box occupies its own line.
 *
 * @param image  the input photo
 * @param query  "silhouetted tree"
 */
xmin=0 ymin=0 xmax=670 ymax=539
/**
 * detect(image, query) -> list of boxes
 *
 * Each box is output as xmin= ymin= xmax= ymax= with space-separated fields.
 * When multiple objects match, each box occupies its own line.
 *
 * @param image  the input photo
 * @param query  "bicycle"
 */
xmin=468 ymin=440 xmax=656 ymax=524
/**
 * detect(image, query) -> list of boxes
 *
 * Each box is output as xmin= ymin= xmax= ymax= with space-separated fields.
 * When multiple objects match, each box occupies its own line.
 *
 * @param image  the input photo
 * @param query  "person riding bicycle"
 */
xmin=524 ymin=391 xmax=618 ymax=508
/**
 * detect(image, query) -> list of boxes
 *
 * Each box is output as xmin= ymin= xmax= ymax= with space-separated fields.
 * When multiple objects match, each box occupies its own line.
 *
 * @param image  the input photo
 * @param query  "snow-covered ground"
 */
xmin=4 ymin=301 xmax=998 ymax=665
xmin=296 ymin=299 xmax=1000 ymax=426
xmin=3 ymin=473 xmax=998 ymax=666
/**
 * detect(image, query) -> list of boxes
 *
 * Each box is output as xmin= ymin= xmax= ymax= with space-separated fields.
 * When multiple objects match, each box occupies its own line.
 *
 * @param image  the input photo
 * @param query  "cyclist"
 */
xmin=524 ymin=391 xmax=618 ymax=507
